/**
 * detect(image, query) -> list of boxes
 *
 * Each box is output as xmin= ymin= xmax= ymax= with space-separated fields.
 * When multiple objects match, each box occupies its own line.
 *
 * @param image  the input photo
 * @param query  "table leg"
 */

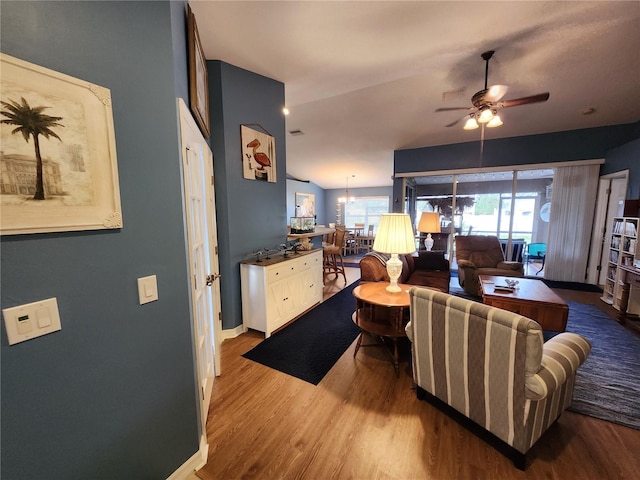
xmin=353 ymin=332 xmax=363 ymax=358
xmin=392 ymin=338 xmax=399 ymax=377
xmin=618 ymin=281 xmax=631 ymax=324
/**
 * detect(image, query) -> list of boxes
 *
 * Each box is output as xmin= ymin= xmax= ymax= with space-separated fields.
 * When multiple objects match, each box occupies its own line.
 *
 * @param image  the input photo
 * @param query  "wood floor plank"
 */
xmin=198 ymin=270 xmax=640 ymax=480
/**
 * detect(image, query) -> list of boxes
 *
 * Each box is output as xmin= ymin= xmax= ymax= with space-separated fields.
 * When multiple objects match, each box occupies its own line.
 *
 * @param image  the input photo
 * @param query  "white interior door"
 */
xmin=178 ymin=99 xmax=222 ymax=453
xmin=591 ymin=174 xmax=628 ymax=285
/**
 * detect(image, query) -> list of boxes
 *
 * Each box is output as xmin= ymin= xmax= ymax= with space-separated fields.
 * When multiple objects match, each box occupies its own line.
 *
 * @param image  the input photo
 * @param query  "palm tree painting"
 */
xmin=1 ymin=97 xmax=64 ymax=200
xmin=1 ymin=53 xmax=122 ymax=235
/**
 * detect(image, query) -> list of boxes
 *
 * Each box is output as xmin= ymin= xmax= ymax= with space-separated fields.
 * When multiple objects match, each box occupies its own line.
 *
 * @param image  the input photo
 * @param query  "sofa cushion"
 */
xmin=405 ymin=270 xmax=450 ymax=292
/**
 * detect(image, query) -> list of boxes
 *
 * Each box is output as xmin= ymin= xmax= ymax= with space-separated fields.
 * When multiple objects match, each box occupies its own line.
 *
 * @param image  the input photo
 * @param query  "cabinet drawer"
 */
xmin=266 ymin=259 xmax=303 ymax=282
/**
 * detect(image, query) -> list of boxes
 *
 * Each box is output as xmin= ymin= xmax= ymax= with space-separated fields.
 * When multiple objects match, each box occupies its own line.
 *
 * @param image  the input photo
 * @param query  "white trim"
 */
xmin=394 ymin=158 xmax=605 ymax=179
xmin=166 ymin=438 xmax=208 ymax=480
xmin=222 ymin=324 xmax=247 ymax=340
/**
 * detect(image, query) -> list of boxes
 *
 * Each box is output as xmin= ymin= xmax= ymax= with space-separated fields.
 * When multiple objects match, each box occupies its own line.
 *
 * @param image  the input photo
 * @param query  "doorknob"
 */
xmin=206 ymin=273 xmax=221 ymax=286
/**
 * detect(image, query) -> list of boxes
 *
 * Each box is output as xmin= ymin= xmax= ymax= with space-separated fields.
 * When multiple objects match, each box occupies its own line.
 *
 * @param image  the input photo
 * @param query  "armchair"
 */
xmin=406 ymin=287 xmax=591 ymax=469
xmin=455 ymin=235 xmax=524 ymax=295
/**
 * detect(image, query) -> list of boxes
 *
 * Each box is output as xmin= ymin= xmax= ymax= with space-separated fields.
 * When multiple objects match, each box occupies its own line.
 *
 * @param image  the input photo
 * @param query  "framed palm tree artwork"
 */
xmin=0 ymin=53 xmax=122 ymax=235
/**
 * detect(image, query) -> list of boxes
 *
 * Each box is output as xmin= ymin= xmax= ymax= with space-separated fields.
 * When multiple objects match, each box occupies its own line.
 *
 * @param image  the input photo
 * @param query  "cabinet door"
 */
xmin=267 ymin=277 xmax=296 ymax=332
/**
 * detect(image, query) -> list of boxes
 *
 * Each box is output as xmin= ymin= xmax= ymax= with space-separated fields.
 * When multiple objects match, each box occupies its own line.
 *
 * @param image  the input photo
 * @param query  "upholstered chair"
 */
xmin=455 ymin=235 xmax=524 ymax=295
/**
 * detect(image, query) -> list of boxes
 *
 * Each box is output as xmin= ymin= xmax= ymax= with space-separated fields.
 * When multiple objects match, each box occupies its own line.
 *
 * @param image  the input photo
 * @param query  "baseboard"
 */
xmin=221 ymin=323 xmax=247 ymax=340
xmin=166 ymin=437 xmax=208 ymax=480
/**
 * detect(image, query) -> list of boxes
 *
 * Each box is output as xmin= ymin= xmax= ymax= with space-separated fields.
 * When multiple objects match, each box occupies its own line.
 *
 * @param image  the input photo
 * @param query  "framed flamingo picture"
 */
xmin=240 ymin=124 xmax=276 ymax=183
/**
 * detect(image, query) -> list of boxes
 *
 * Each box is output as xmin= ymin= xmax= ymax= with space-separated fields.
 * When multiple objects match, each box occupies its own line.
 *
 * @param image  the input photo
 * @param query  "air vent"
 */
xmin=289 ymin=129 xmax=304 ymax=136
xmin=442 ymin=87 xmax=466 ymax=102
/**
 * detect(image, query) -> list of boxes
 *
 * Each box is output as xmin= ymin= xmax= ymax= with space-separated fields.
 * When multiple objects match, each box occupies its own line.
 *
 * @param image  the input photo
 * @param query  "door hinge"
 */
xmin=211 ymin=175 xmax=214 ymax=185
xmin=215 ymin=245 xmax=218 ymax=255
xmin=218 ymin=311 xmax=222 ymax=322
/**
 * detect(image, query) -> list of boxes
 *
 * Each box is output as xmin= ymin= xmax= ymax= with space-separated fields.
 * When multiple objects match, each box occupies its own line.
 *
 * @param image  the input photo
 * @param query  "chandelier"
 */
xmin=338 ymin=175 xmax=355 ymax=203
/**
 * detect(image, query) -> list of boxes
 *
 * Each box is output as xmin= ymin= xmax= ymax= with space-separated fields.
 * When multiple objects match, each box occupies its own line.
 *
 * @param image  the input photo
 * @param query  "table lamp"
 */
xmin=372 ymin=213 xmax=416 ymax=292
xmin=417 ymin=212 xmax=441 ymax=251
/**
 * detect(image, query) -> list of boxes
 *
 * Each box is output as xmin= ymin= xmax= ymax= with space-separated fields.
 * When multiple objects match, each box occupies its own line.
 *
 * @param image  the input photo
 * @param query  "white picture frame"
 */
xmin=295 ymin=192 xmax=315 ymax=217
xmin=0 ymin=53 xmax=123 ymax=235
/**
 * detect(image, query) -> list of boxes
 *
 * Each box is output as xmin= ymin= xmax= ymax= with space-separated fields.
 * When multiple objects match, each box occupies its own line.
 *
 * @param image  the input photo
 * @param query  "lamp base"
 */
xmin=424 ymin=233 xmax=434 ymax=251
xmin=386 ymin=253 xmax=403 ymax=293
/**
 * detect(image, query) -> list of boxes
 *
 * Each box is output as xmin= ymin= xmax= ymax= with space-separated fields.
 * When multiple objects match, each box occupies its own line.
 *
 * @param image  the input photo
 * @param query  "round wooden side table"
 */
xmin=352 ymin=282 xmax=411 ymax=375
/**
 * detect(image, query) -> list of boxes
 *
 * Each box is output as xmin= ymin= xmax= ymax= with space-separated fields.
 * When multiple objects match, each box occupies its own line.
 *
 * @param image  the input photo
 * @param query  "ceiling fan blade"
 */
xmin=484 ymin=85 xmax=509 ymax=102
xmin=500 ymin=92 xmax=550 ymax=108
xmin=445 ymin=117 xmax=465 ymax=127
xmin=435 ymin=107 xmax=472 ymax=112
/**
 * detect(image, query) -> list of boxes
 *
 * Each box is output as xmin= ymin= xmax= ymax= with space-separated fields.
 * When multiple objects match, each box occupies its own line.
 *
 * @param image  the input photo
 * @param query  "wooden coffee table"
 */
xmin=479 ymin=275 xmax=569 ymax=332
xmin=352 ymin=282 xmax=411 ymax=375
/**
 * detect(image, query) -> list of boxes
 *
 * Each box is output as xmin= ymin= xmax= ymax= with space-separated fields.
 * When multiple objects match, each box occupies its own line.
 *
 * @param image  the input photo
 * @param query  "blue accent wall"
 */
xmin=394 ymin=122 xmax=640 ymax=179
xmin=287 ymin=179 xmax=325 ymax=225
xmin=1 ymin=2 xmax=200 ymax=478
xmin=208 ymin=61 xmax=286 ymax=330
xmin=602 ymin=138 xmax=640 ymax=198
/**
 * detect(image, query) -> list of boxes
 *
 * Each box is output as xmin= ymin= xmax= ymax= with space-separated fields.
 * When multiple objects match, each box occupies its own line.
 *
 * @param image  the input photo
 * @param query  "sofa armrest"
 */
xmin=359 ymin=255 xmax=390 ymax=282
xmin=457 ymin=259 xmax=475 ymax=268
xmin=497 ymin=261 xmax=523 ymax=271
xmin=525 ymin=333 xmax=591 ymax=400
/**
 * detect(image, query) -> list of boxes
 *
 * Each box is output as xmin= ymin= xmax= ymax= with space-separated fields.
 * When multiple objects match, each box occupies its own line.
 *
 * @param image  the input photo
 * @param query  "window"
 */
xmin=344 ymin=196 xmax=389 ymax=232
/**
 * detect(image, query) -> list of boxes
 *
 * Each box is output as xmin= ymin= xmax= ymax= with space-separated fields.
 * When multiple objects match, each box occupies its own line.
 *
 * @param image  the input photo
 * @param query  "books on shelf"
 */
xmin=613 ymin=219 xmax=638 ymax=236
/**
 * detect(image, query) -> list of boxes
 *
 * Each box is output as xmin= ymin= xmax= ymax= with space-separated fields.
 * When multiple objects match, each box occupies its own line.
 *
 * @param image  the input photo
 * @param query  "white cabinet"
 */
xmin=241 ymin=249 xmax=323 ymax=337
xmin=601 ymin=217 xmax=639 ymax=313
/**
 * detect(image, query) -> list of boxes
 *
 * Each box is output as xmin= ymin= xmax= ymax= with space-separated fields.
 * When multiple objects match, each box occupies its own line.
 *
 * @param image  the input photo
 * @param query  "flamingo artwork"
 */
xmin=246 ymin=138 xmax=271 ymax=170
xmin=241 ymin=125 xmax=276 ymax=182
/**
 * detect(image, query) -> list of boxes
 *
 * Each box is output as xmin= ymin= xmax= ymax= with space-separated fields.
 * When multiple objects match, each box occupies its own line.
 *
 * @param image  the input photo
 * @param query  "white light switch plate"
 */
xmin=3 ymin=297 xmax=61 ymax=345
xmin=138 ymin=275 xmax=158 ymax=305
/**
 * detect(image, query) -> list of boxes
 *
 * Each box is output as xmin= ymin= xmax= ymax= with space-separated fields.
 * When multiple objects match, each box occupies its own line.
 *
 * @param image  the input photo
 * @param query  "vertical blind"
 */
xmin=545 ymin=164 xmax=600 ymax=282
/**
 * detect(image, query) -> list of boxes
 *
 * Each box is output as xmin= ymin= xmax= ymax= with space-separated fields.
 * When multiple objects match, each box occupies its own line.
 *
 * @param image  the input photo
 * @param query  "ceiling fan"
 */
xmin=436 ymin=50 xmax=550 ymax=129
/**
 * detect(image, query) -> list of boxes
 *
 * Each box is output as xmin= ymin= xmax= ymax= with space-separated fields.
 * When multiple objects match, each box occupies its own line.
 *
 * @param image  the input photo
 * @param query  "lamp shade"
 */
xmin=373 ymin=214 xmax=416 ymax=255
xmin=417 ymin=212 xmax=441 ymax=234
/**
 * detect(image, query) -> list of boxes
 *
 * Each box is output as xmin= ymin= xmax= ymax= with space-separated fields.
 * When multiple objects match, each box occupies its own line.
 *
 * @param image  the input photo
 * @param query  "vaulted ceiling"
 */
xmin=189 ymin=1 xmax=640 ymax=189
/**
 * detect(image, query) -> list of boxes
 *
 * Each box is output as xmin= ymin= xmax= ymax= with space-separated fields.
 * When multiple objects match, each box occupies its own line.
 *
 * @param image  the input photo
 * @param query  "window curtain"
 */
xmin=544 ymin=164 xmax=600 ymax=282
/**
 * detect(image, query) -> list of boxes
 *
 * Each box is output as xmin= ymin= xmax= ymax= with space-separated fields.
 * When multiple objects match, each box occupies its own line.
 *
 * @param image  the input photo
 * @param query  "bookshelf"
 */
xmin=601 ymin=216 xmax=639 ymax=313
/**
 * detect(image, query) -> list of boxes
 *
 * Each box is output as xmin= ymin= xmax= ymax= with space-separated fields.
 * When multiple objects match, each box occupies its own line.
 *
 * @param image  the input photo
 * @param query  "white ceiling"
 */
xmin=189 ymin=1 xmax=640 ymax=189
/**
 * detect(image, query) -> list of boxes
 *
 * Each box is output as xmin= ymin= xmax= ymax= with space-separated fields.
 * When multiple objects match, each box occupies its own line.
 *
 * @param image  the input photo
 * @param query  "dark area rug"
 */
xmin=242 ymin=281 xmax=361 ymax=385
xmin=542 ymin=279 xmax=602 ymax=292
xmin=546 ymin=303 xmax=640 ymax=430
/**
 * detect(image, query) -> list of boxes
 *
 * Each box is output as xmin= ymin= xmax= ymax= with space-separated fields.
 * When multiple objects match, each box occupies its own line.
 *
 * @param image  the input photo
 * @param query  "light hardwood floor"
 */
xmin=196 ymin=267 xmax=640 ymax=480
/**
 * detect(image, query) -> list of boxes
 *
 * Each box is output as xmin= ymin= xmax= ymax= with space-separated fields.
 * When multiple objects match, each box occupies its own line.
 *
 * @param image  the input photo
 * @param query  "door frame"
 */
xmin=177 ymin=98 xmax=222 ymax=466
xmin=588 ymin=170 xmax=629 ymax=285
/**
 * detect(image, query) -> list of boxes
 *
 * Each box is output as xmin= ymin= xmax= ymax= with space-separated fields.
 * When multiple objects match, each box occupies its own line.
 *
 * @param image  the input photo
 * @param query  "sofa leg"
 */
xmin=512 ymin=452 xmax=527 ymax=471
xmin=415 ymin=385 xmax=529 ymax=470
xmin=416 ymin=385 xmax=427 ymax=400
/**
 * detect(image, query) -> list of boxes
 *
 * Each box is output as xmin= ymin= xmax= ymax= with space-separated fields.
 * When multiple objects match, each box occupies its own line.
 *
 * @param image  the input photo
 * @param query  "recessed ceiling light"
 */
xmin=282 ymin=107 xmax=290 ymax=115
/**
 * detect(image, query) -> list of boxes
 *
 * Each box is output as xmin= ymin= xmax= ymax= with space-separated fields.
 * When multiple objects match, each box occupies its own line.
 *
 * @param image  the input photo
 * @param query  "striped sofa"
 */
xmin=406 ymin=287 xmax=591 ymax=469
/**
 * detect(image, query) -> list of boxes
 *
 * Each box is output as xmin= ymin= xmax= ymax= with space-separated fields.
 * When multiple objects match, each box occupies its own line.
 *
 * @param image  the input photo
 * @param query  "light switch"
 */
xmin=36 ymin=307 xmax=52 ymax=328
xmin=3 ymin=298 xmax=61 ymax=345
xmin=138 ymin=275 xmax=158 ymax=305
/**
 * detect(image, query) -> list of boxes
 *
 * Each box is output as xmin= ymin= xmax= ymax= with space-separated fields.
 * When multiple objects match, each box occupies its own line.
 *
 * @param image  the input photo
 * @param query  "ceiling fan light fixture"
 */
xmin=477 ymin=108 xmax=494 ymax=124
xmin=487 ymin=113 xmax=503 ymax=128
xmin=463 ymin=116 xmax=479 ymax=130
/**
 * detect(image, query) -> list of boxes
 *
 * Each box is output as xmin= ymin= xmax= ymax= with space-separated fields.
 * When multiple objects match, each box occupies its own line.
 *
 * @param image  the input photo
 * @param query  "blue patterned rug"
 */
xmin=548 ymin=303 xmax=640 ymax=430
